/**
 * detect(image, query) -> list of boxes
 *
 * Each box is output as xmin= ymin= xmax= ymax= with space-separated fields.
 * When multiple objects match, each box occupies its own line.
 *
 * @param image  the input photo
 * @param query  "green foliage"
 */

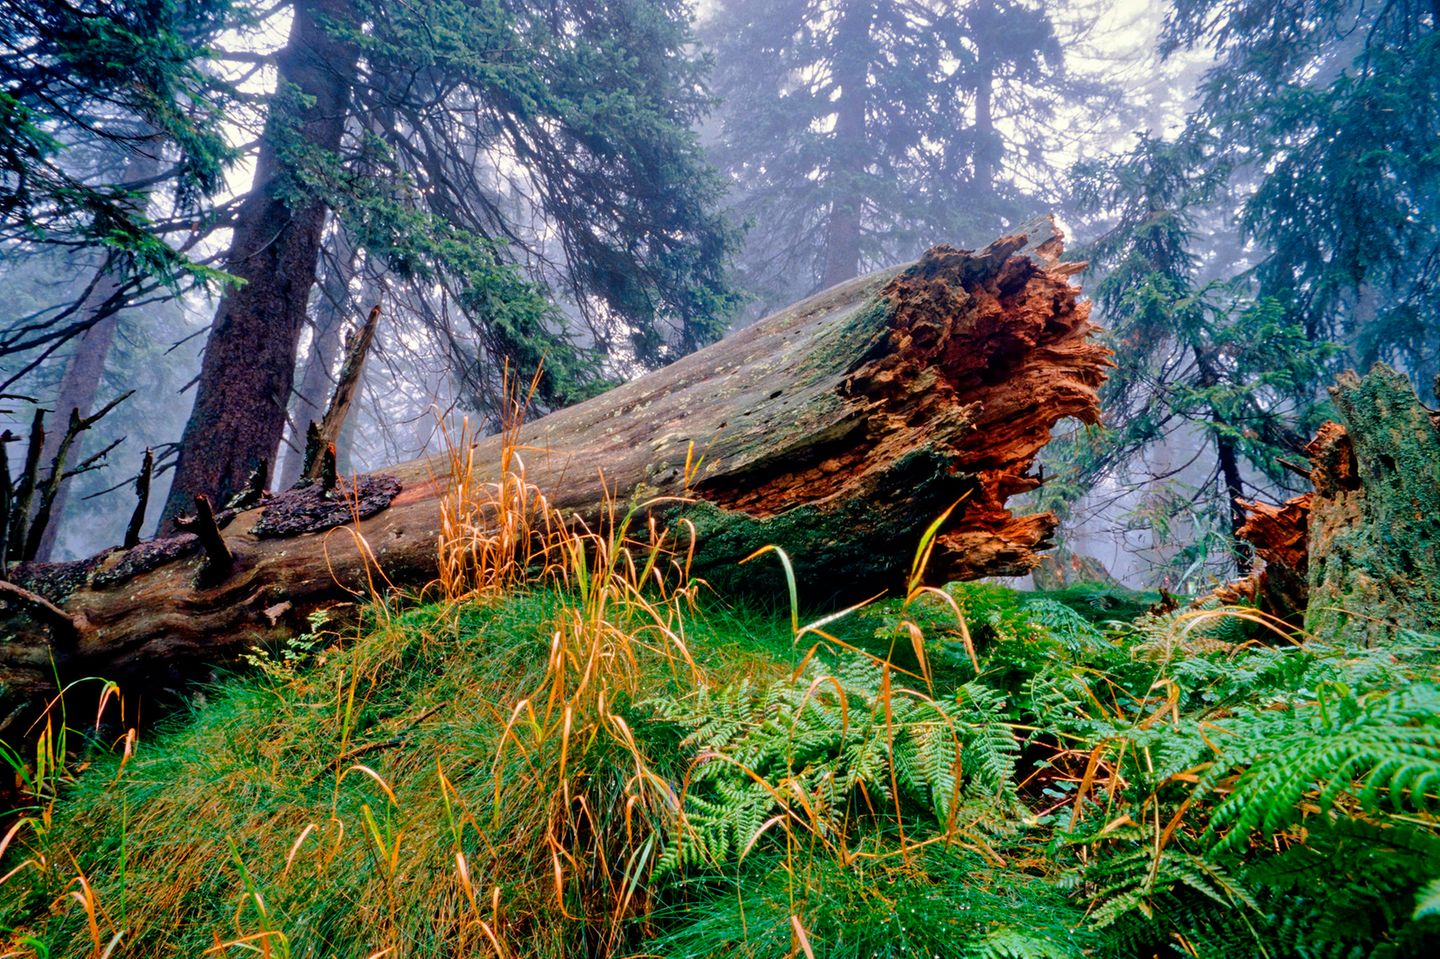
xmin=4 ymin=580 xmax=1440 ymax=957
xmin=648 ymin=849 xmax=1092 ymax=959
xmin=0 ymin=0 xmax=241 ymax=281
xmin=342 ymin=0 xmax=742 ymax=389
xmin=651 ymin=661 xmax=1019 ymax=872
xmin=1057 ymin=0 xmax=1440 ymax=579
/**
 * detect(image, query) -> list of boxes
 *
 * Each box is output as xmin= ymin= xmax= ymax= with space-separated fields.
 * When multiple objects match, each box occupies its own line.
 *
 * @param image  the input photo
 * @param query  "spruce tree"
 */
xmin=0 ymin=0 xmax=238 ymax=284
xmin=162 ymin=0 xmax=739 ymax=524
xmin=1060 ymin=0 xmax=1438 ymax=577
xmin=705 ymin=0 xmax=1112 ymax=312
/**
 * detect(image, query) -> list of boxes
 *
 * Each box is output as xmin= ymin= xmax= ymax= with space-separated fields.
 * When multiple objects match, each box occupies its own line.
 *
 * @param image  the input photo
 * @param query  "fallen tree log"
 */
xmin=1232 ymin=365 xmax=1440 ymax=644
xmin=0 ymin=218 xmax=1108 ymax=739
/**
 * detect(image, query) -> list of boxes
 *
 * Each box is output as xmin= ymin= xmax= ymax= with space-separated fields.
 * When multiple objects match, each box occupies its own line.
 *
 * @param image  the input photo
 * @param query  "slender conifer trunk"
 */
xmin=161 ymin=0 xmax=357 ymax=528
xmin=819 ymin=2 xmax=871 ymax=290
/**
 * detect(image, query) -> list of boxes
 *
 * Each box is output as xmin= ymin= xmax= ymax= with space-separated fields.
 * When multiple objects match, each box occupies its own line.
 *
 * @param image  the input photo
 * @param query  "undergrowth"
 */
xmin=2 ymin=392 xmax=1438 ymax=956
xmin=4 ymin=574 xmax=1438 ymax=957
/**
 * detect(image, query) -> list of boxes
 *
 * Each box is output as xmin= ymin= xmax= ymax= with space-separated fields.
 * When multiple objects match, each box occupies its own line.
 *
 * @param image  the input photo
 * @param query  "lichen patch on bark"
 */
xmin=252 ymin=474 xmax=403 ymax=538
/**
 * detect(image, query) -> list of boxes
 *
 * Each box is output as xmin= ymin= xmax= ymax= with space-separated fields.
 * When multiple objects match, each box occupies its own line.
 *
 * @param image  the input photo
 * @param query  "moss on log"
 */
xmin=1235 ymin=365 xmax=1440 ymax=643
xmin=1305 ymin=367 xmax=1440 ymax=643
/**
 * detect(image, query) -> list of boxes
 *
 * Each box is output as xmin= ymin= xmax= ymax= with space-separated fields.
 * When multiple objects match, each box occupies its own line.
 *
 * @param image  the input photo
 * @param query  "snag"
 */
xmin=1231 ymin=365 xmax=1440 ymax=644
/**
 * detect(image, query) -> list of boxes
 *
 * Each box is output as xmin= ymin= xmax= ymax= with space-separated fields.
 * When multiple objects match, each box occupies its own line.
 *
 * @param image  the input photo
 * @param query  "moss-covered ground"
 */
xmin=2 ymin=572 xmax=1439 ymax=958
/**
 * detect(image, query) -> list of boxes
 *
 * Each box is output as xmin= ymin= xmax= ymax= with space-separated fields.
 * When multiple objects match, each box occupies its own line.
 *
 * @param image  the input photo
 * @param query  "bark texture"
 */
xmin=1 ymin=220 xmax=1108 ymax=741
xmin=160 ymin=0 xmax=358 ymax=529
xmin=1233 ymin=365 xmax=1440 ymax=643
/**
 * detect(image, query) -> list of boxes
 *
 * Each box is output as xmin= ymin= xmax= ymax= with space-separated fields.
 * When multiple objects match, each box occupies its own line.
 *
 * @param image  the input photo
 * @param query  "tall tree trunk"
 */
xmin=1215 ymin=431 xmax=1246 ymax=537
xmin=1194 ymin=349 xmax=1247 ymax=538
xmin=819 ymin=2 xmax=872 ymax=290
xmin=160 ymin=0 xmax=357 ymax=528
xmin=33 ymin=150 xmax=164 ymax=560
xmin=32 ymin=298 xmax=120 ymax=561
xmin=973 ymin=44 xmax=998 ymax=197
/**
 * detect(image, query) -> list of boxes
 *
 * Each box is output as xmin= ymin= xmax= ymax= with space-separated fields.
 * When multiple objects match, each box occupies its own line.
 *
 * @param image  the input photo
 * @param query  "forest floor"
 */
xmin=2 ymin=533 xmax=1438 ymax=957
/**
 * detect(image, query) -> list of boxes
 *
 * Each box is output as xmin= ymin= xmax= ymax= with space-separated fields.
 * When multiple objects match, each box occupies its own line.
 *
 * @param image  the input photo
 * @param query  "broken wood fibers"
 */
xmin=0 ymin=218 xmax=1110 ymax=731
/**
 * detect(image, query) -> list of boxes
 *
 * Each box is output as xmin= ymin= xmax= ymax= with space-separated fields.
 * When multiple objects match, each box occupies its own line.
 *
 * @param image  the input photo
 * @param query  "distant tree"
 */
xmin=2 ymin=0 xmax=243 ymax=555
xmin=705 ymin=0 xmax=1114 ymax=311
xmin=1071 ymin=135 xmax=1329 ymax=541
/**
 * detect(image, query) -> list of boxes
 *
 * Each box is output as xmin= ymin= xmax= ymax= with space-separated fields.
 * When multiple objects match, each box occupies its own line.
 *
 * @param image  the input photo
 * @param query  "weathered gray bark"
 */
xmin=2 ymin=221 xmax=1109 ymax=742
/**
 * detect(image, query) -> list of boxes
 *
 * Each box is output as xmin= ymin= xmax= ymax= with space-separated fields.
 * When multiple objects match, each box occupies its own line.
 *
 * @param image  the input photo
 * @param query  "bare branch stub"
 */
xmin=192 ymin=494 xmax=233 ymax=584
xmin=124 ymin=447 xmax=155 ymax=549
xmin=7 ymin=408 xmax=47 ymax=559
xmin=20 ymin=390 xmax=134 ymax=561
xmin=226 ymin=457 xmax=269 ymax=511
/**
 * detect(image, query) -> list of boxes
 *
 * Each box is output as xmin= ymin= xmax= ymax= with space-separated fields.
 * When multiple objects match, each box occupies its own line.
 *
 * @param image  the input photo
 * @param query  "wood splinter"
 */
xmin=123 ymin=448 xmax=154 ymax=549
xmin=192 ymin=494 xmax=233 ymax=582
xmin=304 ymin=302 xmax=381 ymax=485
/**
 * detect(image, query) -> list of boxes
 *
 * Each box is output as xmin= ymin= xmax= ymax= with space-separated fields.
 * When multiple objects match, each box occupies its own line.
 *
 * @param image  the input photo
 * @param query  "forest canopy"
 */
xmin=2 ymin=0 xmax=1434 ymax=578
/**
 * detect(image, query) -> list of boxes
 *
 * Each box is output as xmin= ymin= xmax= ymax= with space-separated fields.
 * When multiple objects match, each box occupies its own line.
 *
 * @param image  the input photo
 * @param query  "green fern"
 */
xmin=1201 ymin=683 xmax=1440 ymax=851
xmin=651 ymin=657 xmax=1020 ymax=872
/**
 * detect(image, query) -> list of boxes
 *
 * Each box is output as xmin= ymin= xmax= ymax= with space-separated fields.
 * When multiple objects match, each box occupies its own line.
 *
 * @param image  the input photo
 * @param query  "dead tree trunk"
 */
xmin=1234 ymin=364 xmax=1440 ymax=644
xmin=0 ymin=220 xmax=1109 ymax=738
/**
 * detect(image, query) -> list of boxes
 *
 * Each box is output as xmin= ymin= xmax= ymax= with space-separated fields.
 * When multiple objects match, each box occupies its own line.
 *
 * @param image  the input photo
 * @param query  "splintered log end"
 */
xmin=688 ymin=223 xmax=1110 ymax=591
xmin=1234 ymin=493 xmax=1313 ymax=622
xmin=1306 ymin=421 xmax=1358 ymax=497
xmin=868 ymin=230 xmax=1111 ymax=581
xmin=1223 ymin=364 xmax=1440 ymax=643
